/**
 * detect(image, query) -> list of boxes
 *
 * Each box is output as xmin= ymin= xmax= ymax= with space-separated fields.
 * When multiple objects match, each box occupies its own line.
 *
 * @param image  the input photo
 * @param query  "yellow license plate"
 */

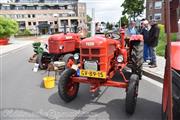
xmin=80 ymin=69 xmax=106 ymax=79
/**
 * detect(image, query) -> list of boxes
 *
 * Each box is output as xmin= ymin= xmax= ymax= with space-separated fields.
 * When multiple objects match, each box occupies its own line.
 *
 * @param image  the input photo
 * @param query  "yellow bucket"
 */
xmin=43 ymin=76 xmax=55 ymax=89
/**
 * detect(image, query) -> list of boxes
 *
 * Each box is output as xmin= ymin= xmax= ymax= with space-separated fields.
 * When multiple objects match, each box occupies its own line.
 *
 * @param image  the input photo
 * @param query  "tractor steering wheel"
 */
xmin=105 ymin=31 xmax=121 ymax=40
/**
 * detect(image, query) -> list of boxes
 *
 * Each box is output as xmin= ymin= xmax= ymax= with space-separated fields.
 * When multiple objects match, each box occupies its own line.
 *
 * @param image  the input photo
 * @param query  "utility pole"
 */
xmin=91 ymin=8 xmax=95 ymax=37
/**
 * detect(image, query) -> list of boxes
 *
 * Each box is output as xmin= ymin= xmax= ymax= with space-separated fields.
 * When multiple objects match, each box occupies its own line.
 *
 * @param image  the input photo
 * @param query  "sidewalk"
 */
xmin=142 ymin=56 xmax=165 ymax=82
xmin=0 ymin=35 xmax=49 ymax=55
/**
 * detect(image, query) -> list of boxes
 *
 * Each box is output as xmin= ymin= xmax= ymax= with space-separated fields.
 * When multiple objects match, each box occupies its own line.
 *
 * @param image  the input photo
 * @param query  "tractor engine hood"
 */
xmin=171 ymin=41 xmax=180 ymax=70
xmin=49 ymin=33 xmax=80 ymax=42
xmin=48 ymin=33 xmax=80 ymax=54
xmin=80 ymin=35 xmax=118 ymax=48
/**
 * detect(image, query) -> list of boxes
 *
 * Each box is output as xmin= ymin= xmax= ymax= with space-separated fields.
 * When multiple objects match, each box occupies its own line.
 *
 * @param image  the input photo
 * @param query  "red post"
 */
xmin=164 ymin=0 xmax=173 ymax=119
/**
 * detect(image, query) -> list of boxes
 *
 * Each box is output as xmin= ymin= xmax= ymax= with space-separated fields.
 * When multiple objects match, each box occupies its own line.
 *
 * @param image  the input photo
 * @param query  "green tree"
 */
xmin=120 ymin=15 xmax=129 ymax=26
xmin=106 ymin=22 xmax=113 ymax=30
xmin=87 ymin=15 xmax=92 ymax=22
xmin=0 ymin=16 xmax=19 ymax=38
xmin=86 ymin=15 xmax=92 ymax=31
xmin=121 ymin=0 xmax=145 ymax=21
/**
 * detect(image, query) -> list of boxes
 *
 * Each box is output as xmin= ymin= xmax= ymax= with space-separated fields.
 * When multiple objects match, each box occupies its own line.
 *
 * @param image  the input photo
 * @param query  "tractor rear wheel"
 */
xmin=172 ymin=69 xmax=180 ymax=119
xmin=131 ymin=41 xmax=143 ymax=79
xmin=63 ymin=54 xmax=74 ymax=69
xmin=125 ymin=74 xmax=139 ymax=115
xmin=36 ymin=52 xmax=49 ymax=69
xmin=58 ymin=69 xmax=79 ymax=102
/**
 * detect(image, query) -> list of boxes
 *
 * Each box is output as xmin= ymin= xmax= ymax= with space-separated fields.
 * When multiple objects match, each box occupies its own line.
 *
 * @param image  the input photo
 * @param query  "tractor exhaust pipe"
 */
xmin=64 ymin=21 xmax=67 ymax=35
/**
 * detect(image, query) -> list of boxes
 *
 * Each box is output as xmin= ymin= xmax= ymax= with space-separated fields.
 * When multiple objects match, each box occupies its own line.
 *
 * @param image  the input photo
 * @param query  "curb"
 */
xmin=143 ymin=69 xmax=163 ymax=83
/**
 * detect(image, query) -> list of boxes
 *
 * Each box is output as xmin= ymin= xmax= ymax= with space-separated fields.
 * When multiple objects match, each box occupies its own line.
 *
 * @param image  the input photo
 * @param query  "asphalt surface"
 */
xmin=0 ymin=45 xmax=162 ymax=120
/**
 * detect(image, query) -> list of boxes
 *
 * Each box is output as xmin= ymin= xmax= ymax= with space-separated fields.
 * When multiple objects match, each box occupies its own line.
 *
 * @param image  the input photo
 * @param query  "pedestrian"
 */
xmin=126 ymin=21 xmax=139 ymax=37
xmin=141 ymin=20 xmax=151 ymax=62
xmin=139 ymin=19 xmax=145 ymax=33
xmin=148 ymin=19 xmax=160 ymax=68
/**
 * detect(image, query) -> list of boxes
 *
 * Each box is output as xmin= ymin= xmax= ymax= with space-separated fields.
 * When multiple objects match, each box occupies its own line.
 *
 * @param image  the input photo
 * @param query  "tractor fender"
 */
xmin=171 ymin=41 xmax=180 ymax=70
xmin=129 ymin=35 xmax=143 ymax=41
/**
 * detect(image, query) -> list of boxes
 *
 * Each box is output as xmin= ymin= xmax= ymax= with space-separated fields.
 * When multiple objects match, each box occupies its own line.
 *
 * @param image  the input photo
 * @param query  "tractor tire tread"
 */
xmin=58 ymin=69 xmax=79 ymax=102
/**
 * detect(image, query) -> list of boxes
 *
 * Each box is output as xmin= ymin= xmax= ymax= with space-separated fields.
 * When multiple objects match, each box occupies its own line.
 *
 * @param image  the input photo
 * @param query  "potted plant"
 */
xmin=0 ymin=16 xmax=19 ymax=45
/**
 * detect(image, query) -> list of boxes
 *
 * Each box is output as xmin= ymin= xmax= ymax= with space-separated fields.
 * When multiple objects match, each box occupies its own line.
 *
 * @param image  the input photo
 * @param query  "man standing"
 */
xmin=148 ymin=19 xmax=160 ymax=68
xmin=141 ymin=20 xmax=151 ymax=62
xmin=126 ymin=21 xmax=139 ymax=36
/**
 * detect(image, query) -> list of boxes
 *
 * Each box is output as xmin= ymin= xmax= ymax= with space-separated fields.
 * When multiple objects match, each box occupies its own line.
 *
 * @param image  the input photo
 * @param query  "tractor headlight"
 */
xmin=59 ymin=45 xmax=64 ymax=50
xmin=117 ymin=55 xmax=123 ymax=63
xmin=73 ymin=53 xmax=79 ymax=60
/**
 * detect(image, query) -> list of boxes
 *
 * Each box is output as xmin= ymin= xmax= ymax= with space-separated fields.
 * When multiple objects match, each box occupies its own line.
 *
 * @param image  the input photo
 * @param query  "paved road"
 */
xmin=0 ymin=45 xmax=162 ymax=120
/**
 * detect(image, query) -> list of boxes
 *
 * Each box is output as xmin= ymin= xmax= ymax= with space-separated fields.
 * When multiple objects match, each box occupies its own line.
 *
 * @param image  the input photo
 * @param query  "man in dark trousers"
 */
xmin=148 ymin=19 xmax=160 ymax=68
xmin=141 ymin=20 xmax=151 ymax=62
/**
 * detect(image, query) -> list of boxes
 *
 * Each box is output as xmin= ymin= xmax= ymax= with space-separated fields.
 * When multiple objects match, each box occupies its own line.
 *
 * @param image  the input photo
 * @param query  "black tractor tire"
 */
xmin=172 ymin=69 xmax=180 ymax=119
xmin=62 ymin=54 xmax=74 ymax=68
xmin=58 ymin=69 xmax=79 ymax=102
xmin=36 ymin=52 xmax=49 ymax=69
xmin=161 ymin=110 xmax=168 ymax=120
xmin=125 ymin=74 xmax=139 ymax=115
xmin=131 ymin=41 xmax=144 ymax=79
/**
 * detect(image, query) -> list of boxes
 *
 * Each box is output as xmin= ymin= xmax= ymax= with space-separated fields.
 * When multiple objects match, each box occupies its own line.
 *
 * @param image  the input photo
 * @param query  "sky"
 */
xmin=79 ymin=0 xmax=124 ymax=23
xmin=0 ymin=0 xmax=145 ymax=23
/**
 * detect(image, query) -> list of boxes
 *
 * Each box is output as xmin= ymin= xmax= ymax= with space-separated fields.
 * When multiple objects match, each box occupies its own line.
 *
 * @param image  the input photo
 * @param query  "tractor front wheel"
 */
xmin=172 ymin=69 xmax=180 ymax=119
xmin=58 ymin=69 xmax=79 ymax=102
xmin=125 ymin=74 xmax=139 ymax=115
xmin=131 ymin=41 xmax=143 ymax=79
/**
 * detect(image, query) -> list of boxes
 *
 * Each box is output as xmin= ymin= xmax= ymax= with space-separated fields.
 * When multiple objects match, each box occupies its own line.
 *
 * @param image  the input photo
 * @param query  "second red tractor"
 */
xmin=36 ymin=32 xmax=81 ymax=69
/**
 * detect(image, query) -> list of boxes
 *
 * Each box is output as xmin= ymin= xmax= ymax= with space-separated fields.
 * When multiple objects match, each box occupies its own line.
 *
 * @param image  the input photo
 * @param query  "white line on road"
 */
xmin=143 ymin=76 xmax=163 ymax=88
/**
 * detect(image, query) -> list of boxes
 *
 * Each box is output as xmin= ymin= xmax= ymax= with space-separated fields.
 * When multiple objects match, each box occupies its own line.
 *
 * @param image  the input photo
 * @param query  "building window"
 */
xmin=155 ymin=1 xmax=162 ymax=9
xmin=149 ymin=15 xmax=153 ymax=20
xmin=33 ymin=22 xmax=36 ymax=25
xmin=32 ymin=14 xmax=35 ymax=18
xmin=154 ymin=13 xmax=162 ymax=21
xmin=18 ymin=21 xmax=26 ymax=28
xmin=28 ymin=22 xmax=31 ymax=26
xmin=28 ymin=14 xmax=31 ymax=18
xmin=54 ymin=21 xmax=57 ymax=24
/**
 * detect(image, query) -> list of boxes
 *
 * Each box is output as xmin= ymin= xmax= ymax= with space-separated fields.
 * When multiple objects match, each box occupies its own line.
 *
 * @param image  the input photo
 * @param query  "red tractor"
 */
xmin=162 ymin=41 xmax=180 ymax=119
xmin=58 ymin=31 xmax=144 ymax=114
xmin=36 ymin=32 xmax=81 ymax=69
xmin=161 ymin=0 xmax=180 ymax=119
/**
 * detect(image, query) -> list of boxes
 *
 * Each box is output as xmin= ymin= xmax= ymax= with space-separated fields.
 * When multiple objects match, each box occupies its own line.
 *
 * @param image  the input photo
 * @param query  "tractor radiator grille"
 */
xmin=91 ymin=49 xmax=100 ymax=54
xmin=82 ymin=48 xmax=100 ymax=55
xmin=81 ymin=48 xmax=100 ymax=62
xmin=82 ymin=49 xmax=89 ymax=54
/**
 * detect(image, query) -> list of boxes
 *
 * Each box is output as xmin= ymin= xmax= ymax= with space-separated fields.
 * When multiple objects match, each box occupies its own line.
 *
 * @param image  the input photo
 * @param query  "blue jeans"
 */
xmin=149 ymin=46 xmax=157 ymax=65
xmin=143 ymin=43 xmax=151 ymax=61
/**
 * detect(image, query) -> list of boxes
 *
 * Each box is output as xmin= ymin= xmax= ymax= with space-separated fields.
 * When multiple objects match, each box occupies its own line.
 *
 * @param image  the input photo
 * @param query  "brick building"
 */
xmin=146 ymin=0 xmax=180 ymax=25
xmin=146 ymin=0 xmax=165 ymax=23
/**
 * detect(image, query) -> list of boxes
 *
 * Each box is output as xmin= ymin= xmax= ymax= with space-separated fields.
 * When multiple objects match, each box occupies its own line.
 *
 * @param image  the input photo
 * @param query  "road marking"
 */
xmin=143 ymin=76 xmax=163 ymax=88
xmin=0 ymin=53 xmax=9 ymax=58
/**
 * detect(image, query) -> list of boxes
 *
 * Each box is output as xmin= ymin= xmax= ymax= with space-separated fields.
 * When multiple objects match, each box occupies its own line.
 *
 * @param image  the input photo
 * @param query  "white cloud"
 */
xmin=79 ymin=0 xmax=125 ymax=23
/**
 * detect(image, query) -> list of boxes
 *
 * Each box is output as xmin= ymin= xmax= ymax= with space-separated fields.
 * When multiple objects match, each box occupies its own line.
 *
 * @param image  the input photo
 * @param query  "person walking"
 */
xmin=148 ymin=19 xmax=160 ymax=68
xmin=141 ymin=20 xmax=151 ymax=62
